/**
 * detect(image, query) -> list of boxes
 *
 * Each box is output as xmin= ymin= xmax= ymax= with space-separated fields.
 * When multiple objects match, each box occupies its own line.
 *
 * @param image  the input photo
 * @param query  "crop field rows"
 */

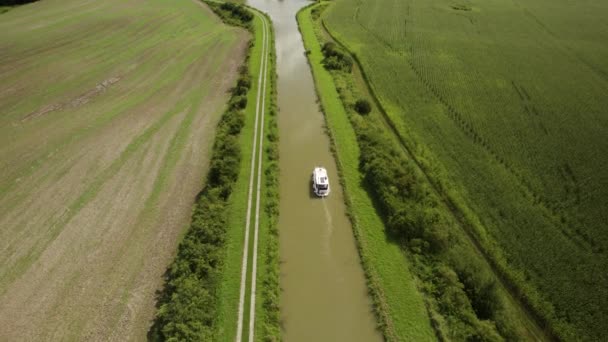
xmin=0 ymin=0 xmax=248 ymax=340
xmin=324 ymin=0 xmax=608 ymax=339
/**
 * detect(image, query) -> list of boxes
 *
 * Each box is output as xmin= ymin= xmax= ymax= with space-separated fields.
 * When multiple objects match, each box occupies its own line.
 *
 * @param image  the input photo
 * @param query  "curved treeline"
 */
xmin=150 ymin=4 xmax=254 ymax=340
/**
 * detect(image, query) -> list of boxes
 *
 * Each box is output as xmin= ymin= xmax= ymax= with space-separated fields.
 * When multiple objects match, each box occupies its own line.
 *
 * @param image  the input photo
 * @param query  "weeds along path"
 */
xmin=235 ymin=9 xmax=269 ymax=342
xmin=318 ymin=11 xmax=549 ymax=342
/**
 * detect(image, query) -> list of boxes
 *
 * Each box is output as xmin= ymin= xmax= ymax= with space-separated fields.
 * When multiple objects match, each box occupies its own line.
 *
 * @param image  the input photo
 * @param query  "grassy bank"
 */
xmin=151 ymin=3 xmax=280 ymax=341
xmin=297 ymin=4 xmax=435 ymax=341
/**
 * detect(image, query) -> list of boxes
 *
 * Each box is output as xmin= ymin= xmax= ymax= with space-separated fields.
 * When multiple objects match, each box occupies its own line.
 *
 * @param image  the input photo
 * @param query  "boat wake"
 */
xmin=321 ymin=198 xmax=334 ymax=257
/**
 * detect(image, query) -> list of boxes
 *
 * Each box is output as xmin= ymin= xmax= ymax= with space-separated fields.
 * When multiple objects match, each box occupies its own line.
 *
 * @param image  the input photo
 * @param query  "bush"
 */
xmin=219 ymin=2 xmax=253 ymax=22
xmin=455 ymin=264 xmax=502 ymax=320
xmin=233 ymin=86 xmax=248 ymax=96
xmin=206 ymin=1 xmax=253 ymax=29
xmin=355 ymin=99 xmax=371 ymax=115
xmin=233 ymin=73 xmax=252 ymax=96
xmin=321 ymin=42 xmax=337 ymax=55
xmin=221 ymin=110 xmax=245 ymax=135
xmin=237 ymin=76 xmax=251 ymax=90
xmin=321 ymin=42 xmax=353 ymax=72
xmin=229 ymin=95 xmax=247 ymax=110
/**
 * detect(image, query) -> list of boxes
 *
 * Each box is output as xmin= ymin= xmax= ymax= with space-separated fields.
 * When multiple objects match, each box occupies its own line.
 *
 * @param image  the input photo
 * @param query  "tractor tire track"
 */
xmin=235 ymin=9 xmax=269 ymax=342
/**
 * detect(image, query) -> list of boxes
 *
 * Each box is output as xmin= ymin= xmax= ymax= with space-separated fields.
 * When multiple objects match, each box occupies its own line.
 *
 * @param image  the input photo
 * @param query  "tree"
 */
xmin=355 ymin=99 xmax=371 ymax=115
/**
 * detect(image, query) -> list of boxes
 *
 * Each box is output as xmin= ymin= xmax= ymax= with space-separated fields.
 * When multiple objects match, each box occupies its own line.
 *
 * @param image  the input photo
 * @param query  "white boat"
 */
xmin=312 ymin=167 xmax=330 ymax=197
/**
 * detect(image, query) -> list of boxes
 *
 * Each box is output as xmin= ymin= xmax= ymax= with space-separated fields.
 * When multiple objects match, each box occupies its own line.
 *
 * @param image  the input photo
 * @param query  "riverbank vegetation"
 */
xmin=299 ymin=3 xmax=552 ymax=341
xmin=206 ymin=2 xmax=254 ymax=29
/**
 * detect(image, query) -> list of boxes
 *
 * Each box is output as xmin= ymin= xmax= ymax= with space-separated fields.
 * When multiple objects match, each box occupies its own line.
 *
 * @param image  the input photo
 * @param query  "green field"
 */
xmin=322 ymin=0 xmax=608 ymax=340
xmin=0 ymin=0 xmax=247 ymax=339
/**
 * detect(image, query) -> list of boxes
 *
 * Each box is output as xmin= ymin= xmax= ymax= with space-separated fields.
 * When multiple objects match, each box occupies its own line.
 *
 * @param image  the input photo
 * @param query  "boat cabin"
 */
xmin=312 ymin=167 xmax=330 ymax=197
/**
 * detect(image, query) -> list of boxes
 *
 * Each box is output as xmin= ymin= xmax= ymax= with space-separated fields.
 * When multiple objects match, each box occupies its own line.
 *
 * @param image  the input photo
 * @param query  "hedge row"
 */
xmin=356 ymin=122 xmax=507 ymax=340
xmin=207 ymin=2 xmax=254 ymax=30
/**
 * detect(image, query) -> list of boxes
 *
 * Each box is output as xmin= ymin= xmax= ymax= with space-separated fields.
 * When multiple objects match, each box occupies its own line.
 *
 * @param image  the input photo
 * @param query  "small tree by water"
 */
xmin=355 ymin=99 xmax=371 ymax=115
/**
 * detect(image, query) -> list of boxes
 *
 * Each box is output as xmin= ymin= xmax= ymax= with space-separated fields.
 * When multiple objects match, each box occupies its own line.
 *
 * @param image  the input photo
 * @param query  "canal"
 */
xmin=246 ymin=0 xmax=382 ymax=340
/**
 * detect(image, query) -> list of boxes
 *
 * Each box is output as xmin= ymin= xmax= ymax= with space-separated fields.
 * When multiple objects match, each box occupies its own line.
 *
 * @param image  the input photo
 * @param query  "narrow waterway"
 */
xmin=246 ymin=0 xmax=381 ymax=340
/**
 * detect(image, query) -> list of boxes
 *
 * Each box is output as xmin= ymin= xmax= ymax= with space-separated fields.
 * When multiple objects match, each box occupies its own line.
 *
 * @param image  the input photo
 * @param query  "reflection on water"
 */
xmin=246 ymin=0 xmax=382 ymax=340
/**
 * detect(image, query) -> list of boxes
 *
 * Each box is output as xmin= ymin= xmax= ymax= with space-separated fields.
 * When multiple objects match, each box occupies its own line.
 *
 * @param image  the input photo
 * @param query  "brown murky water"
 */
xmin=247 ymin=0 xmax=382 ymax=340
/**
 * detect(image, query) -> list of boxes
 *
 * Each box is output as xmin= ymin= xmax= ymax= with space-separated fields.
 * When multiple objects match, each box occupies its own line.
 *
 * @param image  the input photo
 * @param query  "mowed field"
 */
xmin=324 ymin=0 xmax=608 ymax=340
xmin=0 ymin=0 xmax=247 ymax=340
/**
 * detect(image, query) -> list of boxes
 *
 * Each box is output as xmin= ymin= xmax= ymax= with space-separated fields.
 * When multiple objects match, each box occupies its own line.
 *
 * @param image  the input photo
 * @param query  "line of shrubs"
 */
xmin=355 ymin=119 xmax=509 ymax=340
xmin=207 ymin=1 xmax=254 ymax=29
xmin=321 ymin=42 xmax=353 ymax=72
